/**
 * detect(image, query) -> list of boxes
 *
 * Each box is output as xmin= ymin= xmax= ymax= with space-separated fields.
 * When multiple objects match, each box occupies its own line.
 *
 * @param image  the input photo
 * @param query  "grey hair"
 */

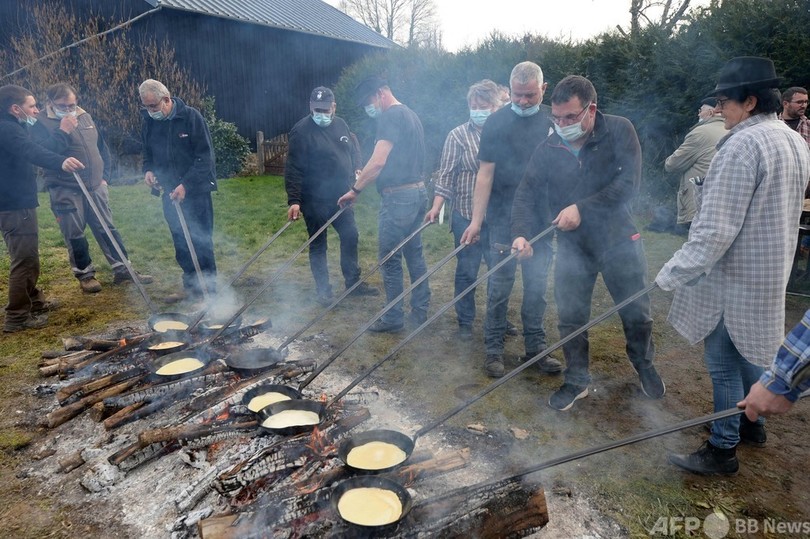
xmin=139 ymin=79 xmax=170 ymax=100
xmin=510 ymin=61 xmax=544 ymax=87
xmin=467 ymin=79 xmax=501 ymax=108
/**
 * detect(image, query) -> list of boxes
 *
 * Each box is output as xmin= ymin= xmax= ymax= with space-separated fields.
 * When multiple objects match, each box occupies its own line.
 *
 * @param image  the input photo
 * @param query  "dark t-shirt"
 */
xmin=477 ymin=104 xmax=552 ymax=224
xmin=375 ymin=104 xmax=425 ymax=191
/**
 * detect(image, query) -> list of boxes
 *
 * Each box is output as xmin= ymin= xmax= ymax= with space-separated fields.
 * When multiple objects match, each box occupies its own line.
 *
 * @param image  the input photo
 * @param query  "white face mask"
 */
xmin=149 ymin=109 xmax=166 ymax=121
xmin=511 ymin=102 xmax=540 ymax=117
xmin=54 ymin=109 xmax=77 ymax=120
xmin=554 ymin=120 xmax=587 ymax=142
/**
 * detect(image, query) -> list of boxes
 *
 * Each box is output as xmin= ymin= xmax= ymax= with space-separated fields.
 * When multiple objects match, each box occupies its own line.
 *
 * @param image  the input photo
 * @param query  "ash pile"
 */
xmin=27 ymin=317 xmax=550 ymax=538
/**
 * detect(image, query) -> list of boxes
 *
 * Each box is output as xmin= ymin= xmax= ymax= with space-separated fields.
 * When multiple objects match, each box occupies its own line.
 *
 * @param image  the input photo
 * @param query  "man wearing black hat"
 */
xmin=657 ymin=57 xmax=810 ymax=474
xmin=664 ymin=96 xmax=727 ymax=234
xmin=285 ymin=86 xmax=378 ymax=305
xmin=337 ymin=77 xmax=429 ymax=333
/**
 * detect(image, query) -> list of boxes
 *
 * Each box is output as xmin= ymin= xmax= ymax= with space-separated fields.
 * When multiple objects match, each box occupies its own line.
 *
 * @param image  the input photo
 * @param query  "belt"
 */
xmin=381 ymin=181 xmax=424 ymax=195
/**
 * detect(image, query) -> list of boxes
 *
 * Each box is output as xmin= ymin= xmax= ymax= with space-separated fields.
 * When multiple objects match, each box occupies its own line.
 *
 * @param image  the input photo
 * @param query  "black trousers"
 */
xmin=162 ymin=193 xmax=217 ymax=295
xmin=301 ymin=200 xmax=360 ymax=295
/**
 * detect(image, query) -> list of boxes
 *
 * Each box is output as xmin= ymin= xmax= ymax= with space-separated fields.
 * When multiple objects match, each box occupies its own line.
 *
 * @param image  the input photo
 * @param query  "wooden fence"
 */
xmin=256 ymin=131 xmax=288 ymax=176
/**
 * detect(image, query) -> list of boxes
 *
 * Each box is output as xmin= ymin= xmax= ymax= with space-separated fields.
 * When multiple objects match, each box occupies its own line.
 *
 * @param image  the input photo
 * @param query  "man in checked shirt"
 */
xmin=657 ymin=57 xmax=810 ymax=475
xmin=425 ymin=80 xmax=502 ymax=337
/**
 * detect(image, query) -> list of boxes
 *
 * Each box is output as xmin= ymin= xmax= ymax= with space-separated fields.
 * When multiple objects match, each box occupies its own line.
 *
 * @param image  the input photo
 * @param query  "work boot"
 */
xmin=114 ymin=270 xmax=154 ymax=284
xmin=739 ymin=416 xmax=767 ymax=447
xmin=368 ymin=319 xmax=404 ymax=333
xmin=315 ymin=290 xmax=334 ymax=307
xmin=520 ymin=351 xmax=563 ymax=374
xmin=484 ymin=354 xmax=504 ymax=378
xmin=4 ymin=314 xmax=48 ymax=333
xmin=31 ymin=299 xmax=59 ymax=315
xmin=549 ymin=383 xmax=588 ymax=411
xmin=80 ymin=277 xmax=102 ymax=293
xmin=668 ymin=441 xmax=738 ymax=475
xmin=349 ymin=282 xmax=379 ymax=297
xmin=164 ymin=291 xmax=186 ymax=304
xmin=637 ymin=365 xmax=666 ymax=399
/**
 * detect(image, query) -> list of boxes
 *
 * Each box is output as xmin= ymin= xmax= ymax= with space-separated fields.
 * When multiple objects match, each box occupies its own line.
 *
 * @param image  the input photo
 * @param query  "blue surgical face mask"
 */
xmin=312 ymin=112 xmax=333 ymax=127
xmin=54 ymin=109 xmax=77 ymax=120
xmin=469 ymin=109 xmax=491 ymax=126
xmin=25 ymin=114 xmax=37 ymax=126
xmin=364 ymin=103 xmax=381 ymax=119
xmin=149 ymin=109 xmax=166 ymax=121
xmin=511 ymin=102 xmax=540 ymax=117
xmin=554 ymin=118 xmax=587 ymax=142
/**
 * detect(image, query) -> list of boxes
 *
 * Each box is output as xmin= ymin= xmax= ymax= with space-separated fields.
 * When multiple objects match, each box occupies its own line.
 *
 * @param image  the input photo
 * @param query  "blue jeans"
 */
xmin=378 ymin=186 xmax=430 ymax=325
xmin=484 ymin=224 xmax=551 ymax=356
xmin=704 ymin=318 xmax=765 ymax=449
xmin=450 ymin=210 xmax=490 ymax=327
xmin=554 ymin=237 xmax=654 ymax=387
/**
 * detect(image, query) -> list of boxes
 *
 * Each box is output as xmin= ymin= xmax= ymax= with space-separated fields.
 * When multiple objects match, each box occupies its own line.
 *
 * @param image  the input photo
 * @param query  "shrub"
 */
xmin=201 ymin=97 xmax=251 ymax=179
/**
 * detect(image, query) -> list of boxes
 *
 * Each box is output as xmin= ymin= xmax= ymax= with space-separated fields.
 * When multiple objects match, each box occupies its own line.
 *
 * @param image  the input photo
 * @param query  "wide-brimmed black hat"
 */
xmin=700 ymin=97 xmax=717 ymax=108
xmin=709 ymin=56 xmax=781 ymax=96
xmin=354 ymin=76 xmax=387 ymax=107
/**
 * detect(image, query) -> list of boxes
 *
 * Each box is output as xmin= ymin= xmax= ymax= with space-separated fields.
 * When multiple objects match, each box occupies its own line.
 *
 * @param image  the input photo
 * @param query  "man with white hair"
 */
xmin=460 ymin=61 xmax=561 ymax=378
xmin=139 ymin=79 xmax=217 ymax=301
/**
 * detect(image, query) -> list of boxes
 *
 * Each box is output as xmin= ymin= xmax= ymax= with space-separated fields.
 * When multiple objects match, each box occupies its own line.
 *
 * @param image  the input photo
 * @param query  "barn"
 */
xmin=0 ymin=0 xmax=395 ymax=142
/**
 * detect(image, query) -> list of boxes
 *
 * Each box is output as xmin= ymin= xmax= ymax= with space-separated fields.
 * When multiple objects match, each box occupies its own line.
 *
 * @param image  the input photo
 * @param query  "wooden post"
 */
xmin=256 ymin=131 xmax=265 ymax=175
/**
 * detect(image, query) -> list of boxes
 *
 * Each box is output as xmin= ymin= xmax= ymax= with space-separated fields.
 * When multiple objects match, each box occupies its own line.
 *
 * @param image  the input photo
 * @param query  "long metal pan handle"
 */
xmin=206 ymin=204 xmax=349 ymax=342
xmin=414 ymin=280 xmax=658 ymax=439
xmin=299 ymin=237 xmax=467 ymax=391
xmin=328 ymin=224 xmax=557 ymax=407
xmin=71 ymin=172 xmax=158 ymax=314
xmin=188 ymin=219 xmax=294 ymax=331
xmin=277 ymin=220 xmax=433 ymax=351
xmin=173 ymin=199 xmax=210 ymax=303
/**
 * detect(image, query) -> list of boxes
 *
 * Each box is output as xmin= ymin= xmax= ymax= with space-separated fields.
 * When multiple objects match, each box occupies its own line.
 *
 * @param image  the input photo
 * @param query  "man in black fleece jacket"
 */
xmin=0 ymin=84 xmax=84 ymax=332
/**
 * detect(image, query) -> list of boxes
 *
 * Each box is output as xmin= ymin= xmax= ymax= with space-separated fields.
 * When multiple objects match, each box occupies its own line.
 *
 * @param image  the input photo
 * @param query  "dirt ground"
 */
xmin=1 ymin=232 xmax=809 ymax=538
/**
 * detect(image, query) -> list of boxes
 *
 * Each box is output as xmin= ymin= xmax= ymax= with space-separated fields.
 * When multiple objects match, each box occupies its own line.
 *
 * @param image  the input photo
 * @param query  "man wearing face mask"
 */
xmin=32 ymin=83 xmax=153 ymax=294
xmin=337 ymin=77 xmax=429 ymax=333
xmin=285 ymin=86 xmax=378 ymax=306
xmin=512 ymin=75 xmax=662 ymax=411
xmin=460 ymin=61 xmax=561 ymax=378
xmin=425 ymin=79 xmax=502 ymax=337
xmin=139 ymin=79 xmax=217 ymax=302
xmin=0 ymin=84 xmax=84 ymax=332
xmin=664 ymin=97 xmax=727 ymax=235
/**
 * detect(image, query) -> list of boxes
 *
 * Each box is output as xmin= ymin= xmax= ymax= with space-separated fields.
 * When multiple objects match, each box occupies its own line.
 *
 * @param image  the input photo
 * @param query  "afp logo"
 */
xmin=649 ymin=510 xmax=730 ymax=538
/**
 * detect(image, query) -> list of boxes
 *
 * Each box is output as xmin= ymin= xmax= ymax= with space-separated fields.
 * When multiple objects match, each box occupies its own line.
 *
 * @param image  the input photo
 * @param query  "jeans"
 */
xmin=484 ymin=223 xmax=551 ymax=356
xmin=302 ymin=200 xmax=360 ymax=295
xmin=555 ymin=237 xmax=654 ymax=387
xmin=49 ymin=184 xmax=128 ymax=280
xmin=0 ymin=208 xmax=45 ymax=325
xmin=378 ymin=186 xmax=430 ymax=325
xmin=704 ymin=317 xmax=765 ymax=449
xmin=162 ymin=193 xmax=217 ymax=295
xmin=450 ymin=210 xmax=490 ymax=327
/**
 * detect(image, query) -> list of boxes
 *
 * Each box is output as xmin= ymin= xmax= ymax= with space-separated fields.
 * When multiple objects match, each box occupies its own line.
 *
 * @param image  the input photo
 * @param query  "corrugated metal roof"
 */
xmin=150 ymin=0 xmax=396 ymax=48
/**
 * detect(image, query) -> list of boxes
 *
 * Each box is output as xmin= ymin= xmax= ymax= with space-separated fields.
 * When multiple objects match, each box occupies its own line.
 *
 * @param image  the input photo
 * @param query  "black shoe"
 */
xmin=505 ymin=321 xmax=519 ymax=336
xmin=638 ymin=365 xmax=666 ymax=399
xmin=408 ymin=310 xmax=428 ymax=327
xmin=485 ymin=354 xmax=504 ymax=378
xmin=740 ymin=416 xmax=767 ymax=447
xmin=520 ymin=351 xmax=563 ymax=374
xmin=349 ymin=282 xmax=379 ymax=297
xmin=4 ymin=314 xmax=48 ymax=333
xmin=668 ymin=441 xmax=738 ymax=475
xmin=31 ymin=299 xmax=59 ymax=315
xmin=368 ymin=319 xmax=404 ymax=333
xmin=114 ymin=270 xmax=154 ymax=284
xmin=549 ymin=383 xmax=588 ymax=411
xmin=315 ymin=291 xmax=334 ymax=307
xmin=458 ymin=324 xmax=473 ymax=337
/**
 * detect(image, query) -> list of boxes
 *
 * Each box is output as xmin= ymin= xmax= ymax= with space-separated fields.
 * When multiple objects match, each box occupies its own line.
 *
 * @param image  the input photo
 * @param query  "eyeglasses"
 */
xmin=52 ymin=103 xmax=78 ymax=112
xmin=790 ymin=100 xmax=809 ymax=105
xmin=715 ymin=97 xmax=730 ymax=109
xmin=141 ymin=99 xmax=164 ymax=112
xmin=551 ymin=103 xmax=591 ymax=126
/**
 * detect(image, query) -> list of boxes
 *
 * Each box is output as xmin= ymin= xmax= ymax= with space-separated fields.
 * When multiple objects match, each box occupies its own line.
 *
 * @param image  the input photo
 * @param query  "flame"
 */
xmin=215 ymin=404 xmax=231 ymax=421
xmin=304 ymin=426 xmax=336 ymax=457
xmin=119 ymin=338 xmax=127 ymax=347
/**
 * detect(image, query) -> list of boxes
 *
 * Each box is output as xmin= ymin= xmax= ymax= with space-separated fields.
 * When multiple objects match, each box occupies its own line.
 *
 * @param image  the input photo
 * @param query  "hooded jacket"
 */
xmin=0 ymin=112 xmax=67 ymax=211
xmin=141 ymin=97 xmax=216 ymax=194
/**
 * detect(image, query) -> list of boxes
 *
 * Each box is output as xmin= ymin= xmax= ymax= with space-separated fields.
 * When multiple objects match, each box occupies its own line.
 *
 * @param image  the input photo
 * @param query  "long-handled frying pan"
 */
xmin=274 ymin=221 xmax=433 ymax=354
xmin=336 ymin=278 xmax=658 ymax=472
xmin=71 ymin=172 xmax=158 ymax=314
xmin=173 ymin=199 xmax=210 ymax=303
xmin=186 ymin=219 xmax=295 ymax=332
xmin=205 ymin=204 xmax=350 ymax=344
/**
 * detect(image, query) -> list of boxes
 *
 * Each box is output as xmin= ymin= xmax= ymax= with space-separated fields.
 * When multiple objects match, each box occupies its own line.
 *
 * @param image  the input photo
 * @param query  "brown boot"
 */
xmin=80 ymin=277 xmax=102 ymax=293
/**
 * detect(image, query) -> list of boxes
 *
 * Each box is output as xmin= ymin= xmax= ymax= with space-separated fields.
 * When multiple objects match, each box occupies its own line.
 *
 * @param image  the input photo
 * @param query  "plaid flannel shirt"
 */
xmin=656 ymin=113 xmax=810 ymax=365
xmin=759 ymin=309 xmax=810 ymax=401
xmin=433 ymin=121 xmax=481 ymax=220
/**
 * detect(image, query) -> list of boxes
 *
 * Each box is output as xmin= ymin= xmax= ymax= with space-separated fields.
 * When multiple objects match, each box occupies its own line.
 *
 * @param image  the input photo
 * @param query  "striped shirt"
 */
xmin=656 ymin=113 xmax=810 ymax=365
xmin=759 ymin=309 xmax=810 ymax=401
xmin=433 ymin=121 xmax=481 ymax=220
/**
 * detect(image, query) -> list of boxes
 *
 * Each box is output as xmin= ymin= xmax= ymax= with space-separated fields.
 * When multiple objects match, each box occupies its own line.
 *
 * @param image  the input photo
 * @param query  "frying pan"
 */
xmin=337 ymin=276 xmax=657 ymax=472
xmin=145 ymin=332 xmax=190 ymax=356
xmin=226 ymin=348 xmax=286 ymax=377
xmin=148 ymin=347 xmax=214 ymax=381
xmin=331 ymin=475 xmax=413 ymax=530
xmin=195 ymin=313 xmax=243 ymax=336
xmin=206 ymin=205 xmax=350 ymax=343
xmin=274 ymin=221 xmax=433 ymax=354
xmin=241 ymin=383 xmax=302 ymax=412
xmin=297 ymin=240 xmax=469 ymax=391
xmin=148 ymin=312 xmax=193 ymax=333
xmin=256 ymin=398 xmax=326 ymax=436
xmin=72 ymin=172 xmax=159 ymax=314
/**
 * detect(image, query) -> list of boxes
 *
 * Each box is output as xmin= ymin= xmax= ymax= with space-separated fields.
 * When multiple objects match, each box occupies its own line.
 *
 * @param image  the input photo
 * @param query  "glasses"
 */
xmin=715 ymin=97 xmax=730 ymax=109
xmin=141 ymin=99 xmax=164 ymax=112
xmin=52 ymin=103 xmax=77 ymax=112
xmin=551 ymin=103 xmax=591 ymax=126
xmin=790 ymin=100 xmax=809 ymax=105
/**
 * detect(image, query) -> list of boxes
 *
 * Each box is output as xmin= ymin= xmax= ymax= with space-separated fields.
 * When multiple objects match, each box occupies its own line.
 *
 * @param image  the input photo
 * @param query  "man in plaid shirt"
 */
xmin=779 ymin=87 xmax=810 ymax=146
xmin=656 ymin=57 xmax=810 ymax=475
